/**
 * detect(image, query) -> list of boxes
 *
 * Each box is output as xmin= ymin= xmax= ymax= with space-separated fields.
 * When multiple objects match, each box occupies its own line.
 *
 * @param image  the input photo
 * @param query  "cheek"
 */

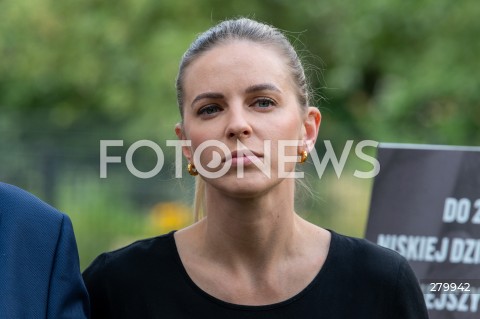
xmin=183 ymin=117 xmax=210 ymax=146
xmin=271 ymin=117 xmax=304 ymax=162
xmin=263 ymin=115 xmax=303 ymax=147
xmin=186 ymin=128 xmax=224 ymax=168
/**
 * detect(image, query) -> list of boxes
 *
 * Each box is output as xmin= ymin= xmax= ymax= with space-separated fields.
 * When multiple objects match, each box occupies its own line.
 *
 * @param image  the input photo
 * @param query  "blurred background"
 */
xmin=0 ymin=0 xmax=478 ymax=270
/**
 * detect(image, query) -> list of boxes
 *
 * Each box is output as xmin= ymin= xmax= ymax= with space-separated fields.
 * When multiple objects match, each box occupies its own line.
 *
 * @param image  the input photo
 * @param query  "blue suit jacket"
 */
xmin=0 ymin=182 xmax=89 ymax=318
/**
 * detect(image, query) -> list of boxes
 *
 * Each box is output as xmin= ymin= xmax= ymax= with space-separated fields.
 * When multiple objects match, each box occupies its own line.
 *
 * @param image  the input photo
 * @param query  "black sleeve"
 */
xmin=393 ymin=258 xmax=429 ymax=319
xmin=82 ymin=253 xmax=111 ymax=319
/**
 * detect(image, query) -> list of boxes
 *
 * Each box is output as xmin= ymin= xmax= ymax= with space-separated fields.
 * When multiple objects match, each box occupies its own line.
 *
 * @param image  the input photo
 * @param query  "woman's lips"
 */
xmin=224 ymin=150 xmax=263 ymax=167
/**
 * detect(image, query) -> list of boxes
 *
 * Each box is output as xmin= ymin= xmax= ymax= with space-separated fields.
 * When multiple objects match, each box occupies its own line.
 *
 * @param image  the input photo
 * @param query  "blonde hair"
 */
xmin=193 ymin=177 xmax=206 ymax=221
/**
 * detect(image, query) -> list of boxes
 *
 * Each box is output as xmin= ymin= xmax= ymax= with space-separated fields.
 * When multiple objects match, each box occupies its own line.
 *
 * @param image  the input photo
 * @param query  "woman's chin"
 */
xmin=206 ymin=172 xmax=286 ymax=199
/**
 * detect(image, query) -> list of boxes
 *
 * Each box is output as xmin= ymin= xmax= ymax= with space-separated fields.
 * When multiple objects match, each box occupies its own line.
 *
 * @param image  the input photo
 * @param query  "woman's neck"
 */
xmin=173 ymin=179 xmax=330 ymax=305
xmin=200 ymin=179 xmax=300 ymax=268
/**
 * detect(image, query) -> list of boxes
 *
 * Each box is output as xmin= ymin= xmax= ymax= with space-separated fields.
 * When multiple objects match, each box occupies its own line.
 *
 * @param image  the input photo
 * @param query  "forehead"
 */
xmin=183 ymin=40 xmax=294 ymax=99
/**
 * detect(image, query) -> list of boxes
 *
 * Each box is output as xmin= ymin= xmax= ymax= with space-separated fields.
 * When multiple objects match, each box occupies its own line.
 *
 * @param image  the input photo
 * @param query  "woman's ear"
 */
xmin=303 ymin=107 xmax=321 ymax=151
xmin=175 ymin=123 xmax=193 ymax=161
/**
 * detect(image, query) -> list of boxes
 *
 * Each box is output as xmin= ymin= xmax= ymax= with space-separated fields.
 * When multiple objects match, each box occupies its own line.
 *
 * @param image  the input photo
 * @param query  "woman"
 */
xmin=83 ymin=18 xmax=428 ymax=318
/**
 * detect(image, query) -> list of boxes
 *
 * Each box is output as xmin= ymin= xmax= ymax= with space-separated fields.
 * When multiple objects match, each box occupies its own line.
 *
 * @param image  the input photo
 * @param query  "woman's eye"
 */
xmin=253 ymin=98 xmax=275 ymax=109
xmin=198 ymin=105 xmax=221 ymax=116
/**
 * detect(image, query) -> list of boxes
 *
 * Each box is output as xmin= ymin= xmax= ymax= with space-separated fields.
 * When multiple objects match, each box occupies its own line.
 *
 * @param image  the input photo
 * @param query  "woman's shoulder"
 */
xmin=83 ymin=231 xmax=177 ymax=279
xmin=328 ymin=230 xmax=410 ymax=277
xmin=324 ymin=232 xmax=428 ymax=318
xmin=331 ymin=230 xmax=402 ymax=258
xmin=327 ymin=230 xmax=425 ymax=301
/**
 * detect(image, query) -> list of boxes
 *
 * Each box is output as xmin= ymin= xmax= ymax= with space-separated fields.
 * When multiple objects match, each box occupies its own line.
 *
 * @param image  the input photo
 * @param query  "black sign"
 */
xmin=365 ymin=143 xmax=480 ymax=319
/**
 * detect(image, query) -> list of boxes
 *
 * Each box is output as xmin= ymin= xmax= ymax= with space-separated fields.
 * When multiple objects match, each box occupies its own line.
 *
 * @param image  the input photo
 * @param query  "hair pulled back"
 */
xmin=176 ymin=18 xmax=310 ymax=118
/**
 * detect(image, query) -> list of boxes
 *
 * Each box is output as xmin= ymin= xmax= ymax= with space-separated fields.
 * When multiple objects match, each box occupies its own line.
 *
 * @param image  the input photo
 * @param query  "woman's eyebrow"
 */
xmin=190 ymin=84 xmax=280 ymax=108
xmin=191 ymin=92 xmax=224 ymax=107
xmin=245 ymin=83 xmax=281 ymax=94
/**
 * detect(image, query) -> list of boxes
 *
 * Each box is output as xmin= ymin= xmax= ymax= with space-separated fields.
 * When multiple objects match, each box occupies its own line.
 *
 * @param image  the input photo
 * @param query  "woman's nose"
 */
xmin=225 ymin=106 xmax=252 ymax=139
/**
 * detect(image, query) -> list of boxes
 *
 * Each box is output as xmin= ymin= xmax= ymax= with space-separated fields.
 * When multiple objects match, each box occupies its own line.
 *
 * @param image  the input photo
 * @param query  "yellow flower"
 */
xmin=149 ymin=202 xmax=192 ymax=233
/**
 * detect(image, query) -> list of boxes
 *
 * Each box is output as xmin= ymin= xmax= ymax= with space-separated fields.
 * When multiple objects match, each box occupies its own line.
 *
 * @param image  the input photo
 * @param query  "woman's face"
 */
xmin=176 ymin=40 xmax=320 ymax=198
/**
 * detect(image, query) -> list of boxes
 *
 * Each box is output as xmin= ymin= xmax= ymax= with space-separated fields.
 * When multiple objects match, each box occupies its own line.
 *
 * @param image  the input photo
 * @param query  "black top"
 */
xmin=82 ymin=230 xmax=428 ymax=318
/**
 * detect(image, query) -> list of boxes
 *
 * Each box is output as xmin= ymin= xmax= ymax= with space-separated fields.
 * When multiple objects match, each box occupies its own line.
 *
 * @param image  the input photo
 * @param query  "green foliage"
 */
xmin=56 ymin=172 xmax=145 ymax=270
xmin=1 ymin=0 xmax=479 ymax=264
xmin=2 ymin=0 xmax=478 ymax=146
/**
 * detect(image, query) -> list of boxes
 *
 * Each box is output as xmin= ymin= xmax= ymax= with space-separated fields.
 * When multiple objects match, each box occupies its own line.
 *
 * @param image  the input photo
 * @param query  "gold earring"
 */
xmin=187 ymin=162 xmax=198 ymax=176
xmin=299 ymin=150 xmax=308 ymax=164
